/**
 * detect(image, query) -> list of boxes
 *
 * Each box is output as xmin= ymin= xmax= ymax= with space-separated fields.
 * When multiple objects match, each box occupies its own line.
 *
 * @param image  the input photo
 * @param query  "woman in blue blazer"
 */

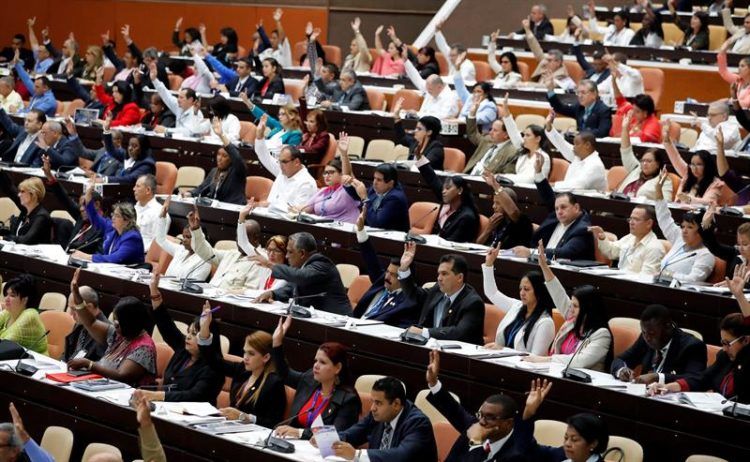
xmin=70 ymin=184 xmax=144 ymax=264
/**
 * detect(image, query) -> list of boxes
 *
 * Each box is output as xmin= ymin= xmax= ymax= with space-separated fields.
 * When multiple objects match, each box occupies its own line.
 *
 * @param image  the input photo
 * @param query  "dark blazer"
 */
xmin=0 ymin=174 xmax=51 ymax=245
xmin=703 ymin=223 xmax=746 ymax=287
xmin=547 ymin=93 xmax=612 ymax=138
xmin=345 ymin=185 xmax=410 ymax=232
xmin=227 ymin=75 xmax=259 ymax=98
xmin=272 ymin=253 xmax=351 ymax=315
xmin=610 ymin=328 xmax=707 ymax=383
xmin=191 ymin=144 xmax=247 ymax=204
xmin=427 ymin=386 xmax=529 ymax=462
xmin=683 ymin=345 xmax=750 ymax=404
xmin=100 ymin=132 xmax=156 ymax=184
xmin=572 ymin=45 xmax=612 ymax=85
xmin=531 ymin=178 xmax=594 ymax=260
xmin=516 ymin=17 xmax=554 ymax=40
xmin=47 ymin=179 xmax=103 ymax=253
xmin=46 ymin=48 xmax=84 ymax=78
xmin=43 ymin=136 xmax=80 ymax=169
xmin=256 ymin=75 xmax=285 ymax=100
xmin=152 ymin=306 xmax=224 ymax=405
xmin=401 ymin=273 xmax=485 ymax=345
xmin=394 ymin=121 xmax=444 ymax=170
xmin=339 ymin=400 xmax=437 ymax=462
xmin=141 ymin=109 xmax=176 ymax=130
xmin=0 ymin=108 xmax=43 ymax=166
xmin=418 ymin=161 xmax=479 ymax=243
xmin=483 ymin=215 xmax=534 ymax=249
xmin=326 ymin=81 xmax=371 ymax=111
xmin=200 ymin=341 xmax=285 ymax=427
xmin=63 ymin=312 xmax=109 ymax=362
xmin=353 ymin=237 xmax=420 ymax=328
xmin=272 ymin=345 xmax=361 ymax=439
xmin=87 ymin=200 xmax=144 ymax=264
xmin=406 ymin=48 xmax=440 ymax=79
xmin=314 ymin=77 xmax=341 ymax=101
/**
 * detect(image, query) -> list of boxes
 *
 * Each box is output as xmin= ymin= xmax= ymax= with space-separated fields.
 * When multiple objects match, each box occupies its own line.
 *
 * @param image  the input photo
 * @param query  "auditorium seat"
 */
xmin=364 ymin=139 xmax=396 ymax=161
xmin=155 ymin=341 xmax=175 ymax=380
xmin=168 ymin=74 xmax=183 ymax=91
xmin=284 ymin=385 xmax=296 ymax=419
xmin=472 ymin=61 xmax=494 ymax=82
xmin=393 ymin=89 xmax=423 ymax=112
xmin=433 ymin=421 xmax=460 ymax=462
xmin=239 ymin=121 xmax=257 ymax=143
xmin=550 ymin=18 xmax=568 ymax=36
xmin=175 ymin=166 xmax=206 ymax=193
xmin=477 ymin=214 xmax=490 ymax=242
xmin=81 ymin=443 xmax=122 ymax=462
xmin=549 ymin=158 xmax=570 ymax=183
xmin=666 ymin=173 xmax=680 ymax=201
xmin=552 ymin=117 xmax=577 ymax=133
xmin=679 ymin=127 xmax=699 ymax=149
xmin=563 ymin=61 xmax=585 ymax=84
xmin=354 ymin=374 xmax=386 ymax=394
xmin=358 ymin=391 xmax=372 ymax=418
xmin=50 ymin=210 xmax=75 ymax=224
xmin=391 ymin=144 xmax=410 ymax=161
xmin=336 ymin=263 xmax=360 ymax=289
xmin=483 ymin=303 xmax=504 ymax=345
xmin=308 ymin=133 xmax=338 ymax=183
xmin=409 ymin=202 xmax=440 ymax=235
xmin=39 ymin=311 xmax=75 ymax=360
xmin=214 ymin=240 xmax=237 ymax=251
xmin=706 ymin=344 xmax=721 ymax=367
xmin=322 ymin=45 xmax=342 ymax=67
xmin=155 ymin=161 xmax=178 ymax=195
xmin=365 ymin=87 xmax=387 ymax=111
xmin=606 ymin=166 xmax=628 ymax=192
xmin=534 ymin=419 xmax=566 ymax=446
xmin=245 ymin=176 xmax=274 ymax=202
xmin=41 ymin=426 xmax=74 ymax=462
xmin=514 ymin=114 xmax=545 ymax=131
xmin=347 ymin=275 xmax=372 ymax=308
xmin=293 ymin=41 xmax=307 ymax=64
xmin=708 ymin=25 xmax=728 ymax=51
xmin=284 ymin=80 xmax=305 ymax=104
xmin=415 ymin=389 xmax=461 ymax=424
xmin=517 ymin=61 xmax=530 ymax=81
xmin=0 ymin=197 xmax=20 ymax=227
xmin=607 ymin=435 xmax=643 ymax=462
xmin=551 ymin=309 xmax=564 ymax=333
xmin=717 ymin=184 xmax=736 ymax=207
xmin=443 ymin=147 xmax=466 ymax=172
xmin=62 ymin=99 xmax=84 ymax=118
xmin=662 ymin=23 xmax=685 ymax=45
xmin=39 ymin=292 xmax=67 ymax=312
xmin=237 ymin=45 xmax=248 ymax=59
xmin=707 ymin=257 xmax=727 ymax=284
xmin=685 ymin=456 xmax=728 ymax=462
xmin=639 ymin=68 xmax=664 ymax=108
xmin=345 ymin=135 xmax=365 ymax=157
xmin=609 ymin=318 xmax=641 ymax=358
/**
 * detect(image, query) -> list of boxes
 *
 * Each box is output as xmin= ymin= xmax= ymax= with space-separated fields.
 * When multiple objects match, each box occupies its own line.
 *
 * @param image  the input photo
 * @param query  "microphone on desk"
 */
xmin=287 ymin=292 xmax=327 ymax=319
xmin=721 ymin=395 xmax=750 ymax=420
xmin=719 ymin=183 xmax=750 ymax=217
xmin=66 ymin=235 xmax=102 ymax=254
xmin=180 ymin=254 xmax=216 ymax=294
xmin=405 ymin=206 xmax=439 ymax=244
xmin=261 ymin=408 xmax=316 ymax=454
xmin=560 ymin=331 xmax=592 ymax=383
xmin=654 ymin=252 xmax=697 ymax=285
xmin=15 ymin=330 xmax=51 ymax=377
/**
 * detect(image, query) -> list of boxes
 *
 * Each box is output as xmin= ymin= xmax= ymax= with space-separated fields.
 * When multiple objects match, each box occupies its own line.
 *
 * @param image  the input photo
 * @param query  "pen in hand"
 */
xmin=200 ymin=306 xmax=222 ymax=317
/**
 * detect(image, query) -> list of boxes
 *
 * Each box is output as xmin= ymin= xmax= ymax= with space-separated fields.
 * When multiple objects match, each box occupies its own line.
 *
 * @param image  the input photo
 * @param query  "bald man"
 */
xmin=37 ymin=120 xmax=80 ymax=168
xmin=404 ymin=60 xmax=459 ymax=120
xmin=64 ymin=285 xmax=109 ymax=362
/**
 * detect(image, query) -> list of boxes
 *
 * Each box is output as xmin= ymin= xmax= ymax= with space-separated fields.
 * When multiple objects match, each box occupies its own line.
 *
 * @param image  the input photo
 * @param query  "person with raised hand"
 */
xmin=3 ymin=403 xmax=55 ymax=462
xmin=171 ymin=17 xmax=203 ymax=56
xmin=137 ymin=268 xmax=223 ymax=404
xmin=153 ymin=197 xmax=210 ymax=281
xmin=389 ymin=25 xmax=438 ymax=79
xmin=521 ymin=241 xmax=613 ymax=371
xmin=497 ymin=93 xmax=551 ymax=183
xmin=149 ymin=61 xmax=210 ymax=137
xmin=433 ymin=19 xmax=475 ymax=81
xmin=257 ymin=8 xmax=292 ymax=68
xmin=482 ymin=242 xmax=555 ymax=354
xmin=372 ymin=24 xmax=405 ymax=77
xmin=342 ymin=16 xmax=372 ymax=73
xmin=702 ymin=202 xmax=750 ymax=288
xmin=487 ymin=31 xmax=522 ymax=88
xmin=131 ymin=391 xmax=166 ymax=462
xmin=271 ymin=316 xmax=361 ymax=439
xmin=614 ymin=111 xmax=671 ymax=199
xmin=477 ymin=171 xmax=533 ymax=248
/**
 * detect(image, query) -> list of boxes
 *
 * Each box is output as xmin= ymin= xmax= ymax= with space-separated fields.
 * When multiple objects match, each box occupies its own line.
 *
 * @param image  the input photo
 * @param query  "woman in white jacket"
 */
xmin=483 ymin=244 xmax=555 ymax=355
xmin=615 ymin=111 xmax=672 ymax=200
xmin=522 ymin=241 xmax=613 ymax=372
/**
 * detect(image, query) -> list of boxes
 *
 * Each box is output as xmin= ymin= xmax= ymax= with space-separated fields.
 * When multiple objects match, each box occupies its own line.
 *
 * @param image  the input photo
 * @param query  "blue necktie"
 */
xmin=365 ymin=290 xmax=396 ymax=319
xmin=434 ymin=296 xmax=450 ymax=328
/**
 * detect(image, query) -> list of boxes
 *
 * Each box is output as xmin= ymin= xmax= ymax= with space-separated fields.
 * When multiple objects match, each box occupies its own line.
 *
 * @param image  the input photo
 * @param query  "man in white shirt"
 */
xmin=149 ymin=62 xmax=210 ymax=137
xmin=544 ymin=112 xmax=607 ymax=191
xmin=254 ymin=126 xmax=317 ymax=214
xmin=433 ymin=24 xmax=475 ymax=82
xmin=403 ymin=60 xmax=459 ymax=120
xmin=607 ymin=53 xmax=644 ymax=98
xmin=133 ymin=174 xmax=164 ymax=251
xmin=690 ymin=101 xmax=741 ymax=153
xmin=0 ymin=77 xmax=22 ymax=112
xmin=589 ymin=205 xmax=665 ymax=275
xmin=722 ymin=8 xmax=750 ymax=54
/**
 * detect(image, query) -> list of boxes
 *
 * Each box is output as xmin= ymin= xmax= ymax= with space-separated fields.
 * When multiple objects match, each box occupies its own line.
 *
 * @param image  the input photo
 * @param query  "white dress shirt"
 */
xmin=192 ymin=225 xmax=270 ymax=290
xmin=154 ymin=215 xmax=211 ymax=281
xmin=545 ymin=127 xmax=607 ymax=191
xmin=153 ymin=78 xmax=210 ymax=137
xmin=613 ymin=63 xmax=644 ymax=98
xmin=255 ymin=139 xmax=318 ymax=213
xmin=204 ymin=114 xmax=241 ymax=144
xmin=0 ymin=90 xmax=23 ymax=112
xmin=434 ymin=31 xmax=476 ymax=82
xmin=589 ymin=19 xmax=636 ymax=46
xmin=14 ymin=133 xmax=37 ymax=163
xmin=692 ymin=120 xmax=741 ymax=153
xmin=135 ymin=197 xmax=163 ymax=251
xmin=655 ymin=200 xmax=715 ymax=282
xmin=597 ymin=230 xmax=665 ymax=275
xmin=502 ymin=114 xmax=551 ymax=183
xmin=404 ymin=60 xmax=460 ymax=120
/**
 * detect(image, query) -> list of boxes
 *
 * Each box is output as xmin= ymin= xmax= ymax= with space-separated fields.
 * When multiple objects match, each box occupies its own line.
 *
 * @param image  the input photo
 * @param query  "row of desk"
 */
xmin=0 ymin=247 xmax=747 ymax=461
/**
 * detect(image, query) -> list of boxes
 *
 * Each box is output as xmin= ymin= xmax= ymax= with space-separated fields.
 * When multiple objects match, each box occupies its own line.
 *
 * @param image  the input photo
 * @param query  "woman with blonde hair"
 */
xmin=82 ymin=46 xmax=105 ymax=81
xmin=198 ymin=307 xmax=286 ymax=427
xmin=241 ymin=93 xmax=302 ymax=152
xmin=0 ymin=174 xmax=50 ymax=245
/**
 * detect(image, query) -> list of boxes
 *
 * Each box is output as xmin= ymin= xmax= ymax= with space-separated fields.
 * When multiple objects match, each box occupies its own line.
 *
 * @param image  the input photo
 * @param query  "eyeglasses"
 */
xmin=689 ymin=163 xmax=704 ymax=168
xmin=322 ymin=170 xmax=337 ymax=175
xmin=267 ymin=247 xmax=285 ymax=255
xmin=475 ymin=411 xmax=505 ymax=422
xmin=721 ymin=336 xmax=745 ymax=347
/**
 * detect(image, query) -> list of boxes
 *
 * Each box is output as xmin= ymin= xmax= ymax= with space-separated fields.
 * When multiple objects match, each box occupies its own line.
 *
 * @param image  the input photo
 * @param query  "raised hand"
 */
xmin=622 ymin=110 xmax=633 ymax=129
xmin=27 ymin=17 xmax=36 ymax=28
xmin=311 ymin=28 xmax=321 ymax=42
xmin=9 ymin=403 xmax=30 ymax=443
xmin=41 ymin=155 xmax=53 ymax=181
xmin=522 ymin=378 xmax=553 ymax=420
xmin=485 ymin=242 xmax=501 ymax=267
xmin=545 ymin=108 xmax=556 ymax=131
xmin=375 ymin=25 xmax=384 ymax=35
xmin=490 ymin=29 xmax=500 ymax=43
xmin=100 ymin=29 xmax=110 ymax=45
xmin=702 ymin=202 xmax=717 ymax=230
xmin=175 ymin=17 xmax=183 ymax=30
xmin=212 ymin=116 xmax=223 ymax=136
xmin=426 ymin=349 xmax=440 ymax=387
xmin=588 ymin=225 xmax=605 ymax=240
xmin=392 ymin=96 xmax=404 ymax=119
xmin=399 ymin=242 xmax=416 ymax=271
xmin=273 ymin=8 xmax=283 ymax=22
xmin=103 ymin=112 xmax=113 ymax=132
xmin=537 ymin=239 xmax=549 ymax=267
xmin=716 ymin=125 xmax=724 ymax=146
xmin=727 ymin=262 xmax=750 ymax=295
xmin=337 ymin=131 xmax=350 ymax=154
xmin=65 ymin=116 xmax=77 ymax=136
xmin=239 ymin=90 xmax=254 ymax=110
xmin=305 ymin=21 xmax=313 ymax=36
xmin=351 ymin=17 xmax=361 ymax=33
xmin=256 ymin=114 xmax=267 ymax=139
xmin=187 ymin=204 xmax=201 ymax=230
xmin=272 ymin=315 xmax=292 ymax=347
xmin=386 ymin=26 xmax=397 ymax=39
xmin=159 ymin=196 xmax=171 ymax=219
xmin=239 ymin=199 xmax=256 ymax=222
xmin=148 ymin=61 xmax=158 ymax=82
xmin=498 ymin=92 xmax=510 ymax=118
xmin=198 ymin=300 xmax=212 ymax=335
xmin=521 ymin=18 xmax=531 ymax=31
xmin=121 ymin=24 xmax=131 ymax=44
xmin=356 ymin=205 xmax=366 ymax=231
xmin=41 ymin=27 xmax=49 ymax=41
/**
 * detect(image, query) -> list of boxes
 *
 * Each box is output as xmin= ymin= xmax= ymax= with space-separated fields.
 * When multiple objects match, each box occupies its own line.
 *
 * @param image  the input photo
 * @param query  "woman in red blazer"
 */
xmin=95 ymin=80 xmax=142 ymax=127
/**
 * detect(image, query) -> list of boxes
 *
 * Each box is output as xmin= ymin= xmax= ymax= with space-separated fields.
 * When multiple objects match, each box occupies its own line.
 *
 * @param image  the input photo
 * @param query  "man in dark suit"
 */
xmin=425 ymin=350 xmax=530 ymax=462
xmin=400 ymin=245 xmax=485 ymax=345
xmin=547 ymin=79 xmax=612 ymax=138
xmin=612 ymin=304 xmax=707 ymax=385
xmin=572 ymin=45 xmax=611 ymax=87
xmin=45 ymin=36 xmax=84 ymax=77
xmin=36 ymin=120 xmax=80 ymax=169
xmin=313 ymin=63 xmax=341 ymax=99
xmin=344 ymin=163 xmax=410 ymax=232
xmin=0 ymin=34 xmax=34 ymax=71
xmin=258 ymin=232 xmax=351 ymax=315
xmin=320 ymin=70 xmax=370 ymax=111
xmin=513 ymin=177 xmax=594 ymax=260
xmin=329 ymin=376 xmax=437 ymax=462
xmin=353 ymin=210 xmax=420 ymax=327
xmin=515 ymin=5 xmax=554 ymax=40
xmin=0 ymin=107 xmax=45 ymax=166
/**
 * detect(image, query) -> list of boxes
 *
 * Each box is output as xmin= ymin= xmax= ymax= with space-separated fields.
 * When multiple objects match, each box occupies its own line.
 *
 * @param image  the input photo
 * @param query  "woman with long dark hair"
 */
xmin=673 ymin=8 xmax=709 ymax=50
xmin=522 ymin=242 xmax=613 ymax=371
xmin=664 ymin=127 xmax=724 ymax=205
xmin=616 ymin=111 xmax=672 ymax=199
xmin=392 ymin=104 xmax=444 ymax=170
xmin=209 ymin=27 xmax=238 ymax=65
xmin=93 ymin=114 xmax=155 ymax=184
xmin=487 ymin=32 xmax=522 ymax=88
xmin=95 ymin=80 xmax=141 ymax=127
xmin=499 ymin=96 xmax=551 ymax=182
xmin=0 ymin=274 xmax=48 ymax=355
xmin=483 ymin=245 xmax=556 ymax=354
xmin=271 ymin=316 xmax=361 ymax=439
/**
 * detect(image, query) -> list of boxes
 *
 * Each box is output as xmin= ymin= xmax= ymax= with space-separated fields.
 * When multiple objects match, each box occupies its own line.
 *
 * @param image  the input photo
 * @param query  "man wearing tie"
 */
xmin=611 ymin=304 xmax=707 ymax=385
xmin=400 ymin=243 xmax=485 ymax=345
xmin=463 ymin=105 xmax=518 ymax=176
xmin=203 ymin=55 xmax=259 ymax=97
xmin=425 ymin=350 xmax=531 ymax=462
xmin=0 ymin=108 xmax=45 ymax=165
xmin=352 ymin=209 xmax=419 ymax=327
xmin=327 ymin=376 xmax=437 ymax=462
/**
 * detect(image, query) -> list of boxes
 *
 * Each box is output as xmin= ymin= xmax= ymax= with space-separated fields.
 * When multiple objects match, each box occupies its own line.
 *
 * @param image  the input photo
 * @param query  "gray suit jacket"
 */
xmin=463 ymin=117 xmax=518 ymax=174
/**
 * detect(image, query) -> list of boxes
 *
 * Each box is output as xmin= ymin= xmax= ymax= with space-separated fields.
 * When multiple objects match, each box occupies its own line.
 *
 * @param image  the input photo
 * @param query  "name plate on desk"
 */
xmin=441 ymin=121 xmax=459 ymax=136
